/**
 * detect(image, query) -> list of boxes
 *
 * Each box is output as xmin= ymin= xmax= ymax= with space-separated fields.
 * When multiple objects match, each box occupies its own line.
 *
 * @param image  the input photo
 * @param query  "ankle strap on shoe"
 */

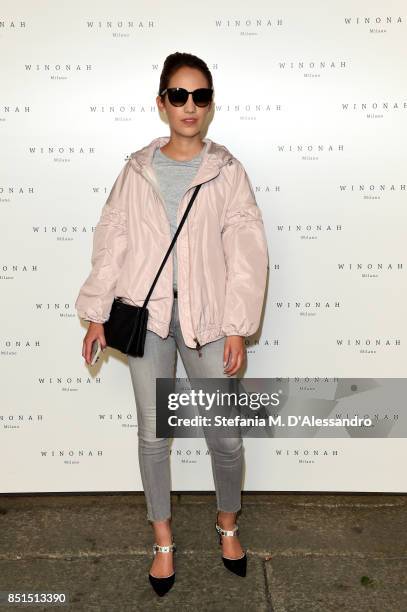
xmin=153 ymin=543 xmax=176 ymax=554
xmin=215 ymin=523 xmax=239 ymax=537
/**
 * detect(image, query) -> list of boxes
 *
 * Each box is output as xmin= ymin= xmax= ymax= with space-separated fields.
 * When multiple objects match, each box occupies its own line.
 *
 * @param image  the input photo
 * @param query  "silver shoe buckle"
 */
xmin=215 ymin=523 xmax=239 ymax=537
xmin=153 ymin=542 xmax=176 ymax=555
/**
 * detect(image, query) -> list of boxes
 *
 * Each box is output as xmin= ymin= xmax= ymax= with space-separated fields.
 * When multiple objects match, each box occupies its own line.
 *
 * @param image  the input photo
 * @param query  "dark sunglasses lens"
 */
xmin=168 ymin=88 xmax=188 ymax=106
xmin=193 ymin=88 xmax=213 ymax=106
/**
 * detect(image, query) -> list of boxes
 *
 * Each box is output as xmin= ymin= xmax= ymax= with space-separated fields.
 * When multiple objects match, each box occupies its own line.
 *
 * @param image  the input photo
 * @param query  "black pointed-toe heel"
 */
xmin=215 ymin=521 xmax=247 ymax=577
xmin=148 ymin=538 xmax=176 ymax=597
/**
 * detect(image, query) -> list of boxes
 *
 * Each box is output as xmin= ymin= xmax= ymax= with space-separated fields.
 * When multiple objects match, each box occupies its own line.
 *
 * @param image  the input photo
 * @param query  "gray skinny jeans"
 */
xmin=128 ymin=294 xmax=244 ymax=522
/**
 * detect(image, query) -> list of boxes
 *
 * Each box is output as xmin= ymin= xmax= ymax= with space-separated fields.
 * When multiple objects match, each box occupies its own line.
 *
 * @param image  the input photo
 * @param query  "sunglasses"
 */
xmin=160 ymin=87 xmax=213 ymax=107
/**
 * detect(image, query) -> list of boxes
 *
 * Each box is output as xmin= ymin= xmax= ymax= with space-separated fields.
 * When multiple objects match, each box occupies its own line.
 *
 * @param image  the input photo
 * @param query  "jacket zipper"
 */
xmin=186 ymin=211 xmax=203 ymax=357
xmin=138 ymin=165 xmax=175 ymax=321
xmin=139 ymin=161 xmax=222 ymax=355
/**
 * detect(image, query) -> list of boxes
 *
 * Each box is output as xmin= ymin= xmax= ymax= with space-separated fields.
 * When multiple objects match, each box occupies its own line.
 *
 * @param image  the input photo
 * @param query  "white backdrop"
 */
xmin=1 ymin=1 xmax=406 ymax=493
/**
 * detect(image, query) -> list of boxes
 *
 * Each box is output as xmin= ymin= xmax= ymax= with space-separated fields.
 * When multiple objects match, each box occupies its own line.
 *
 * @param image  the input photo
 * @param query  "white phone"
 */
xmin=90 ymin=339 xmax=102 ymax=366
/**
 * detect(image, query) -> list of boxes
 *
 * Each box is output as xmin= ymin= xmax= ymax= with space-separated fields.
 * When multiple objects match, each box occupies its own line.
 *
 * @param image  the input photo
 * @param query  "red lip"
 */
xmin=182 ymin=118 xmax=197 ymax=123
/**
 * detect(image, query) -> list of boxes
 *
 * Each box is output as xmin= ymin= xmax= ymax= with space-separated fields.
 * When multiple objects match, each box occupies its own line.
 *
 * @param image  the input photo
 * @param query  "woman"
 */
xmin=75 ymin=52 xmax=269 ymax=597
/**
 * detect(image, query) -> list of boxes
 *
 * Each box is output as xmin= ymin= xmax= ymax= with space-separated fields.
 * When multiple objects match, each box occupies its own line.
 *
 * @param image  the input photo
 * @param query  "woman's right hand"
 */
xmin=82 ymin=322 xmax=107 ymax=365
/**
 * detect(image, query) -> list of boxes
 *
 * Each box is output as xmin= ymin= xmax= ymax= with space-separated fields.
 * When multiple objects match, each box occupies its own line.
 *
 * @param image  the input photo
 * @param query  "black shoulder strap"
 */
xmin=143 ymin=183 xmax=202 ymax=307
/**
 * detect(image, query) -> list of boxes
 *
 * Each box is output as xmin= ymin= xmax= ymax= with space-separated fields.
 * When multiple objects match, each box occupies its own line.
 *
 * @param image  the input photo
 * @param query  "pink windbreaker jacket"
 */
xmin=75 ymin=136 xmax=269 ymax=352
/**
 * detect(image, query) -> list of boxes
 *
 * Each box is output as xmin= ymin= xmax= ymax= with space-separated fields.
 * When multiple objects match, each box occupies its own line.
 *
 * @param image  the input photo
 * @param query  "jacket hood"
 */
xmin=129 ymin=136 xmax=234 ymax=173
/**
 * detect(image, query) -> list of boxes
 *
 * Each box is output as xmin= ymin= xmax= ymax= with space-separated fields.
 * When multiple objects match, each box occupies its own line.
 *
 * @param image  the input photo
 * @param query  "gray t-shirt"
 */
xmin=152 ymin=144 xmax=205 ymax=290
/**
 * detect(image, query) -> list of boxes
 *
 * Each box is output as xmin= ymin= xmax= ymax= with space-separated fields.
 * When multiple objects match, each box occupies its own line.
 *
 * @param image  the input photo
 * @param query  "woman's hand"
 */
xmin=82 ymin=322 xmax=107 ymax=365
xmin=223 ymin=335 xmax=246 ymax=376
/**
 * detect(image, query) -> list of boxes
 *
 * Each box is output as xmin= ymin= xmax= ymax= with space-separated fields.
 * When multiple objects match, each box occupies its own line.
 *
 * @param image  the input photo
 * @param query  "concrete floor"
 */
xmin=0 ymin=492 xmax=406 ymax=611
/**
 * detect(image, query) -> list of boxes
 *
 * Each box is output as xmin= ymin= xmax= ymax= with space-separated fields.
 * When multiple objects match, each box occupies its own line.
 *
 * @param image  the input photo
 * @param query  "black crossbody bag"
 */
xmin=103 ymin=183 xmax=202 ymax=358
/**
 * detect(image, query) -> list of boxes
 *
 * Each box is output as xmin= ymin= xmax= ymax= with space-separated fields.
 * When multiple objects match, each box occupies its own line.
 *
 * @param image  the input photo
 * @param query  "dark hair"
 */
xmin=158 ymin=52 xmax=213 ymax=97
